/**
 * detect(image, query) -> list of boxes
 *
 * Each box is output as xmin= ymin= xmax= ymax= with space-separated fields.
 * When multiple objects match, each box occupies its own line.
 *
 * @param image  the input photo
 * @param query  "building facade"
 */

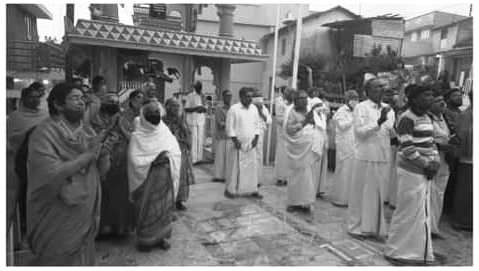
xmin=6 ymin=4 xmax=65 ymax=114
xmin=194 ymin=4 xmax=309 ymax=102
xmin=260 ymin=6 xmax=359 ymax=92
xmin=433 ymin=17 xmax=473 ymax=88
xmin=401 ymin=11 xmax=467 ymax=67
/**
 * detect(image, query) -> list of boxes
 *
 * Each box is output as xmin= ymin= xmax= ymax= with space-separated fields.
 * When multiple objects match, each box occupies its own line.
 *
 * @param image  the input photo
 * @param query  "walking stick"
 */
xmin=236 ymin=147 xmax=240 ymax=194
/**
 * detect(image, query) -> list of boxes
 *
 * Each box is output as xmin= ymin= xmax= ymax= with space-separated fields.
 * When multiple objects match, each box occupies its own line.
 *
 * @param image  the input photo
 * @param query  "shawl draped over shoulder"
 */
xmin=128 ymin=107 xmax=182 ymax=198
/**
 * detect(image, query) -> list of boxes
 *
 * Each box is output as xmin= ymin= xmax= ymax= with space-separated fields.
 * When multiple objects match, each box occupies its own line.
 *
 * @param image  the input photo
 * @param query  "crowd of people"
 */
xmin=6 ymin=72 xmax=472 ymax=266
xmin=269 ymin=76 xmax=472 ymax=266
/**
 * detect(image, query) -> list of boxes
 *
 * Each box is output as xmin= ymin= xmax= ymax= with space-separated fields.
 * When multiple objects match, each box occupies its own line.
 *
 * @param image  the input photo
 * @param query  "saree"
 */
xmin=132 ymin=153 xmax=175 ymax=246
xmin=7 ymin=107 xmax=48 ymax=228
xmin=26 ymin=118 xmax=102 ymax=266
xmin=163 ymin=114 xmax=195 ymax=203
xmin=99 ymin=108 xmax=138 ymax=234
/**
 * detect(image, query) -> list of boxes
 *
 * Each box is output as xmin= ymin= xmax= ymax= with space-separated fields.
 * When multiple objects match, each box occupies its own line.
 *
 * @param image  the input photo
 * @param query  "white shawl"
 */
xmin=127 ymin=108 xmax=182 ymax=198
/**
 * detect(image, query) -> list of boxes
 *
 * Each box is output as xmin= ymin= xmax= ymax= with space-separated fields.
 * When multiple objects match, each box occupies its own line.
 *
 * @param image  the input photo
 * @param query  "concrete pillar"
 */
xmin=217 ymin=59 xmax=231 ymax=99
xmin=91 ymin=47 xmax=118 ymax=92
xmin=182 ymin=55 xmax=195 ymax=92
xmin=215 ymin=4 xmax=236 ymax=37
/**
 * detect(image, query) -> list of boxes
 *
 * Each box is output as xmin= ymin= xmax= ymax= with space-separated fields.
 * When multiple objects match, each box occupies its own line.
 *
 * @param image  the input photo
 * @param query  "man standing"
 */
xmin=330 ymin=90 xmax=359 ymax=207
xmin=284 ymin=90 xmax=317 ymax=213
xmin=306 ymin=87 xmax=329 ymax=198
xmin=184 ymin=81 xmax=207 ymax=164
xmin=252 ymin=89 xmax=272 ymax=186
xmin=225 ymin=87 xmax=262 ymax=198
xmin=428 ymin=92 xmax=451 ymax=237
xmin=347 ymin=78 xmax=395 ymax=240
xmin=213 ymin=90 xmax=232 ymax=183
xmin=385 ymin=84 xmax=441 ymax=265
xmin=26 ymin=83 xmax=109 ymax=265
xmin=442 ymin=88 xmax=463 ymax=213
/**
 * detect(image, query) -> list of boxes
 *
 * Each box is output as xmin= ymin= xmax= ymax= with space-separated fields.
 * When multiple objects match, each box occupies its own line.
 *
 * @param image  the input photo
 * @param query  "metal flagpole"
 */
xmin=265 ymin=4 xmax=281 ymax=166
xmin=291 ymin=5 xmax=303 ymax=88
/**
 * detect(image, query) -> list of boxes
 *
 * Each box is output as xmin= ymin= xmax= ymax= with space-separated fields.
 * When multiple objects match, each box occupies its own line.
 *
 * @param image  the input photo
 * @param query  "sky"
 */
xmin=36 ymin=1 xmax=472 ymax=42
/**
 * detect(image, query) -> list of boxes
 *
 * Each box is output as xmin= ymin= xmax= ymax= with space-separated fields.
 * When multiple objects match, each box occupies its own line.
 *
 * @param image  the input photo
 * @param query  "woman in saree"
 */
xmin=163 ymin=98 xmax=195 ymax=211
xmin=128 ymin=101 xmax=182 ymax=252
xmin=98 ymin=90 xmax=144 ymax=237
xmin=26 ymin=83 xmax=109 ymax=265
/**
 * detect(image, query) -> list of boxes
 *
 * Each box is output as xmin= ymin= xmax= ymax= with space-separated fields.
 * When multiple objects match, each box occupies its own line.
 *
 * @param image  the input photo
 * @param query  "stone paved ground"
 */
xmin=93 ymin=164 xmax=472 ymax=266
xmin=13 ymin=163 xmax=472 ymax=266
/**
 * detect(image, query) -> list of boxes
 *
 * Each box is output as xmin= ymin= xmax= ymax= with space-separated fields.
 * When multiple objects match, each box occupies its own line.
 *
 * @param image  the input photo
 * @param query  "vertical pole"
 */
xmin=65 ymin=4 xmax=74 ymax=83
xmin=265 ymin=4 xmax=281 ymax=165
xmin=291 ymin=5 xmax=302 ymax=88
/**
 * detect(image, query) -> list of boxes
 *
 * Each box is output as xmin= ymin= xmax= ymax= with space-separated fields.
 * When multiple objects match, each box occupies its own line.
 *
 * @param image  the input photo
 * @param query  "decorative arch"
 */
xmin=168 ymin=9 xmax=183 ymax=19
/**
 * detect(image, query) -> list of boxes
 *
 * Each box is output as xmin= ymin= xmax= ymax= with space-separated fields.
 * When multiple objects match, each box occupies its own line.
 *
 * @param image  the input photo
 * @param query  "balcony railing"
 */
xmin=7 ymin=40 xmax=64 ymax=72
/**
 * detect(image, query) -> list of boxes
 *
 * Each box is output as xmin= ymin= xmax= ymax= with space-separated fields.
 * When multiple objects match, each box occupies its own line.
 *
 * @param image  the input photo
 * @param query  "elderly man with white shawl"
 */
xmin=128 ymin=101 xmax=181 ymax=252
xmin=306 ymin=87 xmax=330 ymax=197
xmin=284 ymin=90 xmax=323 ymax=213
xmin=330 ymin=90 xmax=359 ymax=207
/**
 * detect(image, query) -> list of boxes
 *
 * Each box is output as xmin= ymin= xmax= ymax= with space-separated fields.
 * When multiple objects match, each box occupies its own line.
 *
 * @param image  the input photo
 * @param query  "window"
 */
xmin=281 ymin=38 xmax=287 ymax=56
xmin=149 ymin=4 xmax=167 ymax=19
xmin=441 ymin=28 xmax=448 ymax=40
xmin=24 ymin=15 xmax=35 ymax=40
xmin=411 ymin=32 xmax=418 ymax=42
xmin=420 ymin=29 xmax=430 ymax=40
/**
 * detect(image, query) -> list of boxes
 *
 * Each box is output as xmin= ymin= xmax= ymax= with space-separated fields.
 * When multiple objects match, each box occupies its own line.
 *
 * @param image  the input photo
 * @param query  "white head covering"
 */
xmin=127 ymin=102 xmax=182 ymax=197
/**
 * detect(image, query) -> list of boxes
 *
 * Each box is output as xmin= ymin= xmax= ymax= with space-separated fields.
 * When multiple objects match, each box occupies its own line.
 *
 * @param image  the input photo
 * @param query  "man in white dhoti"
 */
xmin=330 ymin=90 xmax=359 ymax=207
xmin=347 ymin=78 xmax=395 ymax=240
xmin=213 ymin=90 xmax=232 ymax=183
xmin=184 ymin=81 xmax=207 ymax=164
xmin=384 ymin=84 xmax=442 ymax=265
xmin=253 ymin=90 xmax=272 ymax=187
xmin=224 ymin=87 xmax=262 ymax=199
xmin=274 ymin=88 xmax=295 ymax=186
xmin=284 ymin=90 xmax=319 ymax=213
xmin=428 ymin=92 xmax=451 ymax=239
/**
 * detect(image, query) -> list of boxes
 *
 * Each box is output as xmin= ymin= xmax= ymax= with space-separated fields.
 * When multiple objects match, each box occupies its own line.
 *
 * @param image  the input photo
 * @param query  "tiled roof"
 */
xmin=66 ymin=20 xmax=267 ymax=63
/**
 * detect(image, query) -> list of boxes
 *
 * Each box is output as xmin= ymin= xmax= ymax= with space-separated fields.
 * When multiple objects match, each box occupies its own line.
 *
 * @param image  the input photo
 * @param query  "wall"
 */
xmin=372 ymin=19 xmax=404 ymax=39
xmin=455 ymin=18 xmax=473 ymax=46
xmin=198 ymin=4 xmax=309 ymax=27
xmin=195 ymin=6 xmax=275 ymax=101
xmin=405 ymin=12 xmax=434 ymax=32
xmin=432 ymin=24 xmax=459 ymax=52
xmin=7 ymin=5 xmax=34 ymax=42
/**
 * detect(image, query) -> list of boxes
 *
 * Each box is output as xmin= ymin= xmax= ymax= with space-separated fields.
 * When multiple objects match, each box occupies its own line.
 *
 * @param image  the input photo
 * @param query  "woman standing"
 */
xmin=98 ymin=90 xmax=144 ymax=237
xmin=163 ymin=98 xmax=195 ymax=211
xmin=128 ymin=101 xmax=182 ymax=251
